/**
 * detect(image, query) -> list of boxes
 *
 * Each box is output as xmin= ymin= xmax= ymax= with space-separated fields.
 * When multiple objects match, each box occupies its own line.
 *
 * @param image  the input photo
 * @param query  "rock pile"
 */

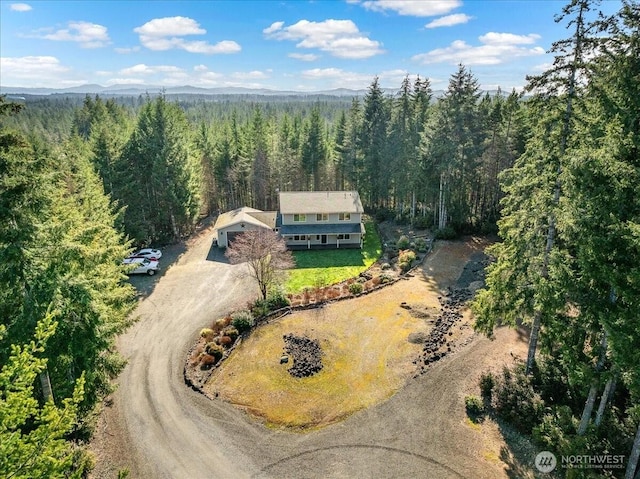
xmin=283 ymin=334 xmax=323 ymax=378
xmin=413 ymin=253 xmax=489 ymax=376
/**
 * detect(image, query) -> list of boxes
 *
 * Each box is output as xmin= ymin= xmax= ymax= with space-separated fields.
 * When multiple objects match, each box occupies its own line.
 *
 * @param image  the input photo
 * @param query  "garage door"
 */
xmin=226 ymin=231 xmax=243 ymax=246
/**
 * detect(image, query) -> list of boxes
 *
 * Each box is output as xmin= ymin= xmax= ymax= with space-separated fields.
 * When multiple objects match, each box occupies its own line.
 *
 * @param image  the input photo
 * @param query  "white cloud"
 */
xmin=10 ymin=3 xmax=32 ymax=11
xmin=119 ymin=64 xmax=184 ymax=76
xmin=264 ymin=19 xmax=383 ymax=59
xmin=263 ymin=21 xmax=284 ymax=35
xmin=360 ymin=0 xmax=461 ymax=17
xmin=288 ymin=53 xmax=319 ymax=61
xmin=105 ymin=78 xmax=146 ymax=85
xmin=232 ymin=70 xmax=268 ymax=80
xmin=134 ymin=16 xmax=241 ymax=54
xmin=412 ymin=33 xmax=545 ymax=66
xmin=300 ymin=67 xmax=373 ymax=89
xmin=193 ymin=64 xmax=209 ymax=72
xmin=0 ymin=56 xmax=70 ymax=83
xmin=38 ymin=21 xmax=110 ymax=48
xmin=114 ymin=46 xmax=141 ymax=54
xmin=425 ymin=13 xmax=472 ymax=28
xmin=479 ymin=32 xmax=540 ymax=45
xmin=134 ymin=16 xmax=205 ymax=37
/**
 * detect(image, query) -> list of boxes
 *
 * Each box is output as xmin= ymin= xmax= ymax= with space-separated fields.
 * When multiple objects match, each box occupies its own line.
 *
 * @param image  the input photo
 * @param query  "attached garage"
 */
xmin=213 ymin=207 xmax=277 ymax=247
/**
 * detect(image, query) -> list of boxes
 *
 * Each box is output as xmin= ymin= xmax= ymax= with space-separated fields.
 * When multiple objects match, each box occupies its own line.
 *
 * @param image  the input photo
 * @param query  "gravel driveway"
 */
xmin=90 ymin=225 xmax=531 ymax=479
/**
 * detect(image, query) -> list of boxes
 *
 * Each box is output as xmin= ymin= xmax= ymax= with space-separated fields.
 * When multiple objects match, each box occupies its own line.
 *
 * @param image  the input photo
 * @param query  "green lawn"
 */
xmin=285 ymin=221 xmax=382 ymax=293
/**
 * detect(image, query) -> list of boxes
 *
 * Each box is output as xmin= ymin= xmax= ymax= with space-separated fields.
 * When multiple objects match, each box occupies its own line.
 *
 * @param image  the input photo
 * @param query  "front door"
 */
xmin=321 ymin=234 xmax=327 ymax=244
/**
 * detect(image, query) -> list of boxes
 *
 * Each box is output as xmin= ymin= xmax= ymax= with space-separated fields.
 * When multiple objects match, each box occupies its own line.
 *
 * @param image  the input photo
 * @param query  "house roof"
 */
xmin=279 ymin=222 xmax=364 ymax=236
xmin=213 ymin=207 xmax=277 ymax=231
xmin=278 ymin=191 xmax=364 ymax=215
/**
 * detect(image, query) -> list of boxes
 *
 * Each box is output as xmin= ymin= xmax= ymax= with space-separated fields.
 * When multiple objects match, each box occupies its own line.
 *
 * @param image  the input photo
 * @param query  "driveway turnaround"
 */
xmin=90 ymin=225 xmax=530 ymax=479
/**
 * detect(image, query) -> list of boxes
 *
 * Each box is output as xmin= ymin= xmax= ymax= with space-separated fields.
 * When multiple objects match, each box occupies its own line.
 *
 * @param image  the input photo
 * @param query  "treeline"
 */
xmin=49 ymin=66 xmax=526 ymax=246
xmin=473 ymin=1 xmax=640 ymax=478
xmin=1 ymin=97 xmax=136 ymax=476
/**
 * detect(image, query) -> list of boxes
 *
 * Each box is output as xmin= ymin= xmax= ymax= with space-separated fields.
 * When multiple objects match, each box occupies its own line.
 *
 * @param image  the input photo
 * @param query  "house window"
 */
xmin=337 ymin=234 xmax=351 ymax=240
xmin=293 ymin=235 xmax=307 ymax=241
xmin=293 ymin=214 xmax=306 ymax=222
xmin=316 ymin=213 xmax=328 ymax=221
xmin=316 ymin=235 xmax=320 ymax=240
xmin=338 ymin=213 xmax=351 ymax=221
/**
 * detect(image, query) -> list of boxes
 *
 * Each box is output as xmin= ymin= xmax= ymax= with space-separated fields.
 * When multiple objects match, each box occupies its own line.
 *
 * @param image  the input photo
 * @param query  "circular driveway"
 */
xmin=90 ymin=226 xmax=528 ymax=479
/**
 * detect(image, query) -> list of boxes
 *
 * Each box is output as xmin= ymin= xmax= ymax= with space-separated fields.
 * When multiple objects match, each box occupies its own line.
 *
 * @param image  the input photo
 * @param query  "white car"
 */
xmin=128 ymin=248 xmax=162 ymax=260
xmin=123 ymin=257 xmax=160 ymax=276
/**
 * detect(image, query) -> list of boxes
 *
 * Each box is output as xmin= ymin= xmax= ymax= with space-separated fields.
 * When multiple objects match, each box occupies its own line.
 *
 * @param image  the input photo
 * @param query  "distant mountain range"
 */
xmin=0 ymin=83 xmax=459 ymax=98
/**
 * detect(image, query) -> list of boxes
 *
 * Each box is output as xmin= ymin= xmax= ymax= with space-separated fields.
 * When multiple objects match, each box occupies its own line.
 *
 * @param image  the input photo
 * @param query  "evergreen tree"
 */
xmin=118 ymin=94 xmax=202 ymax=243
xmin=0 ymin=316 xmax=87 ymax=479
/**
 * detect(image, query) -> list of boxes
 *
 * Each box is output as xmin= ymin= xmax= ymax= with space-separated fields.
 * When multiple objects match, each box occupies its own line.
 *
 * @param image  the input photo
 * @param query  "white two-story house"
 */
xmin=276 ymin=191 xmax=365 ymax=249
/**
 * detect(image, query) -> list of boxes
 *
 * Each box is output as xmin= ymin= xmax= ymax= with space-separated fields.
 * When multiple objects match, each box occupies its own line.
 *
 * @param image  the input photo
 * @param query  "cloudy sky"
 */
xmin=0 ymin=0 xmax=621 ymax=92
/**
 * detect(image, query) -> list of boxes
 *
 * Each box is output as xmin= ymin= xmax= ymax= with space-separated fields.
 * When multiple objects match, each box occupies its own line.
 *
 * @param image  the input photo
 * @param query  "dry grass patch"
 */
xmin=206 ymin=292 xmax=427 ymax=430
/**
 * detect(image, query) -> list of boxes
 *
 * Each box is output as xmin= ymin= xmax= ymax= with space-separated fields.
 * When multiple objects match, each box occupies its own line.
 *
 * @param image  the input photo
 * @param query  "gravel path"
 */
xmin=90 ymin=231 xmax=531 ymax=479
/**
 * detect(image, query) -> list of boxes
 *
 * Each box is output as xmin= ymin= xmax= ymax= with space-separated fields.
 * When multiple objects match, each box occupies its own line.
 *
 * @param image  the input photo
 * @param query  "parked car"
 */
xmin=128 ymin=248 xmax=162 ymax=260
xmin=123 ymin=257 xmax=160 ymax=276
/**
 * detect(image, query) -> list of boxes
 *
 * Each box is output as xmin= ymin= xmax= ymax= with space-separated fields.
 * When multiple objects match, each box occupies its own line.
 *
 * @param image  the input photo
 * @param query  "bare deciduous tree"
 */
xmin=225 ymin=229 xmax=294 ymax=300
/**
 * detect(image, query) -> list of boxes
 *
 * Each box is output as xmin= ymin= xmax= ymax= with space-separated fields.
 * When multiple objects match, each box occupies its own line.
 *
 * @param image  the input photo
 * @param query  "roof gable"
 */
xmin=213 ymin=207 xmax=276 ymax=231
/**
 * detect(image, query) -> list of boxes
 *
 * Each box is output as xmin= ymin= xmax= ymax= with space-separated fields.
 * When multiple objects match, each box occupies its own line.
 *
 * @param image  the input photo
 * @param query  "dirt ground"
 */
xmin=89 ymin=225 xmax=536 ymax=479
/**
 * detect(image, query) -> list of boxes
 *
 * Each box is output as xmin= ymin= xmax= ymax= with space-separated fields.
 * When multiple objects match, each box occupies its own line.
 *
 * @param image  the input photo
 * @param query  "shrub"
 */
xmin=200 ymin=353 xmax=217 ymax=368
xmin=372 ymin=276 xmax=382 ymax=286
xmin=413 ymin=215 xmax=432 ymax=229
xmin=349 ymin=283 xmax=363 ymax=295
xmin=214 ymin=317 xmax=230 ymax=331
xmin=251 ymin=299 xmax=270 ymax=318
xmin=414 ymin=237 xmax=428 ymax=253
xmin=218 ymin=336 xmax=233 ymax=347
xmin=398 ymin=249 xmax=416 ymax=272
xmin=397 ymin=235 xmax=410 ymax=249
xmin=380 ymin=274 xmax=392 ymax=284
xmin=434 ymin=226 xmax=457 ymax=240
xmin=381 ymin=262 xmax=391 ymax=270
xmin=204 ymin=342 xmax=224 ymax=360
xmin=494 ymin=365 xmax=545 ymax=434
xmin=200 ymin=328 xmax=215 ymax=341
xmin=479 ymin=372 xmax=495 ymax=402
xmin=267 ymin=289 xmax=290 ymax=310
xmin=375 ymin=207 xmax=395 ymax=221
xmin=222 ymin=326 xmax=239 ymax=341
xmin=465 ymin=395 xmax=485 ymax=421
xmin=231 ymin=310 xmax=255 ymax=333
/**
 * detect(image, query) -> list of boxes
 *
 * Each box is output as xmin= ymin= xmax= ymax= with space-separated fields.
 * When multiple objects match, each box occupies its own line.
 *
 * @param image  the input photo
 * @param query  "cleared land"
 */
xmin=205 ymin=236 xmax=485 ymax=431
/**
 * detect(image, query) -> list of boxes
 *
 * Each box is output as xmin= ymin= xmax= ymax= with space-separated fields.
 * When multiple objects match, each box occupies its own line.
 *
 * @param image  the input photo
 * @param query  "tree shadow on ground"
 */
xmin=496 ymin=415 xmax=551 ymax=479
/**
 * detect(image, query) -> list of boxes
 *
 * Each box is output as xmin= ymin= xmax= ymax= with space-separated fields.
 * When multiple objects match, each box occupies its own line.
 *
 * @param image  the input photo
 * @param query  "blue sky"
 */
xmin=0 ymin=0 xmax=622 ymax=92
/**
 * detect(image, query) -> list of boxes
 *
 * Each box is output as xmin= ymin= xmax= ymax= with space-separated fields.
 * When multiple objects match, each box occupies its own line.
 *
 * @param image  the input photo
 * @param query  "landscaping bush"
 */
xmin=397 ymin=235 xmax=410 ymax=249
xmin=231 ymin=310 xmax=255 ymax=333
xmin=200 ymin=328 xmax=215 ymax=341
xmin=218 ymin=336 xmax=233 ymax=347
xmin=199 ymin=353 xmax=217 ymax=368
xmin=349 ymin=282 xmax=363 ymax=295
xmin=398 ymin=250 xmax=416 ymax=272
xmin=434 ymin=226 xmax=457 ymax=240
xmin=214 ymin=317 xmax=230 ymax=331
xmin=465 ymin=395 xmax=485 ymax=421
xmin=204 ymin=342 xmax=224 ymax=360
xmin=380 ymin=274 xmax=392 ymax=284
xmin=222 ymin=326 xmax=239 ymax=341
xmin=250 ymin=299 xmax=270 ymax=318
xmin=414 ymin=237 xmax=428 ymax=253
xmin=267 ymin=289 xmax=290 ymax=310
xmin=381 ymin=262 xmax=391 ymax=270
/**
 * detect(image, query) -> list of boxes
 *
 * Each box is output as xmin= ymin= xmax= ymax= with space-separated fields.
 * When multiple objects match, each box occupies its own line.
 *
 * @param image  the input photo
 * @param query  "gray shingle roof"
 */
xmin=278 ymin=191 xmax=364 ymax=215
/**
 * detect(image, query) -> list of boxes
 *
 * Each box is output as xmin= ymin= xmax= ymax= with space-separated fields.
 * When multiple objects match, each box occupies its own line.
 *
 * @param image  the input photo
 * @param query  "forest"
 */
xmin=0 ymin=0 xmax=638 ymax=477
